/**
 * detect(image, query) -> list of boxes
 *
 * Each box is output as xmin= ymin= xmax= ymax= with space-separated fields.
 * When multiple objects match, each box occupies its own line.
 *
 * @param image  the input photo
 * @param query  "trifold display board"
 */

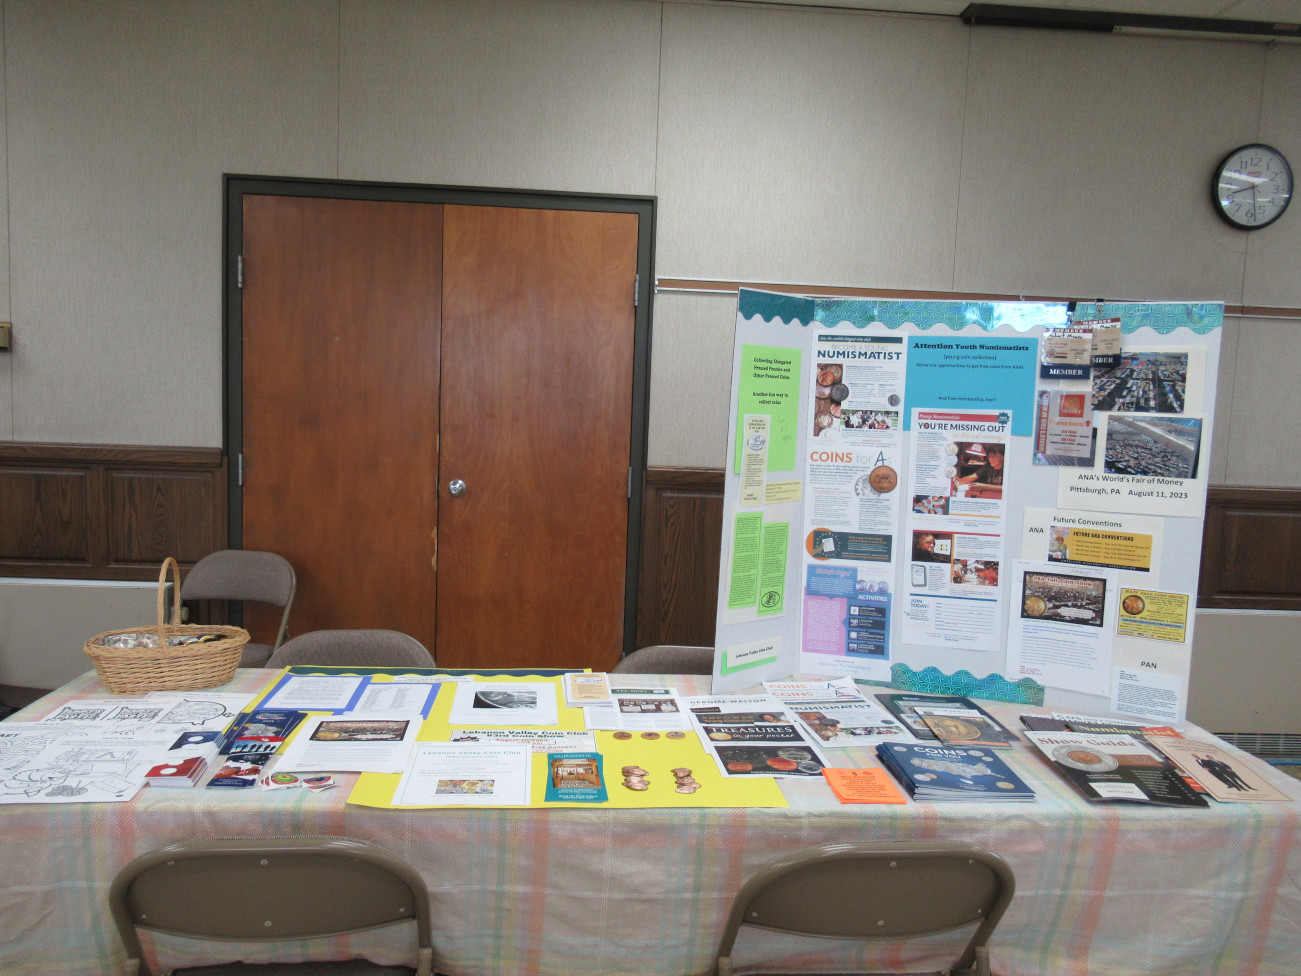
xmin=713 ymin=289 xmax=1222 ymax=727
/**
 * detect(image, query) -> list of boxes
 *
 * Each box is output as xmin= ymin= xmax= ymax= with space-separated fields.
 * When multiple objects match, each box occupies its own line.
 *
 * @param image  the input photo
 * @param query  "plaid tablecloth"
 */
xmin=2 ymin=669 xmax=1299 ymax=976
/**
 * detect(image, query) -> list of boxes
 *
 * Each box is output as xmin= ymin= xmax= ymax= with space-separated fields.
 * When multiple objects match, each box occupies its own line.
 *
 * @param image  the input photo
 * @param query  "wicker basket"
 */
xmin=84 ymin=557 xmax=250 ymax=693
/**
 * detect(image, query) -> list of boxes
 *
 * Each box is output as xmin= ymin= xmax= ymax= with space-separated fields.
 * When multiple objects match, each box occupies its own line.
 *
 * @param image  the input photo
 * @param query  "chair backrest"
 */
xmin=265 ymin=629 xmax=433 ymax=669
xmin=714 ymin=842 xmax=1015 ymax=976
xmin=180 ymin=549 xmax=297 ymax=651
xmin=109 ymin=837 xmax=433 ymax=976
xmin=612 ymin=644 xmax=714 ymax=674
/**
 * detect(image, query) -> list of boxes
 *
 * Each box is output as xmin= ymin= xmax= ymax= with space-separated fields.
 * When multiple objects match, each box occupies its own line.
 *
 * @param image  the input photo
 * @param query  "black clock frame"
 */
xmin=1211 ymin=143 xmax=1293 ymax=231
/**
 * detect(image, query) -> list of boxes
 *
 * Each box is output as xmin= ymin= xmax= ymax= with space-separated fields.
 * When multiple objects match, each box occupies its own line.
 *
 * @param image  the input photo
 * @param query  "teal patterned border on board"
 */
xmin=737 ymin=289 xmax=1223 ymax=336
xmin=738 ymin=288 xmax=1067 ymax=333
xmin=1067 ymin=301 xmax=1223 ymax=334
xmin=867 ymin=664 xmax=1045 ymax=705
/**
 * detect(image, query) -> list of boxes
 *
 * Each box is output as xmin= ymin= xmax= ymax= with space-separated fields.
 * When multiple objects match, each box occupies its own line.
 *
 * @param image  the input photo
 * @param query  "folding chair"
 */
xmin=714 ymin=841 xmax=1015 ymax=976
xmin=181 ymin=550 xmax=297 ymax=667
xmin=265 ymin=629 xmax=432 ymax=670
xmin=109 ymin=837 xmax=433 ymax=975
xmin=612 ymin=644 xmax=713 ymax=674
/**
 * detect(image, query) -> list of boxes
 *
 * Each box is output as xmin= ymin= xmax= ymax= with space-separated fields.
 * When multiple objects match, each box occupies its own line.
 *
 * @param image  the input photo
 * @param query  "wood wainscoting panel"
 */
xmin=636 ymin=467 xmax=725 ymax=649
xmin=0 ymin=467 xmax=93 ymax=565
xmin=0 ymin=444 xmax=226 ymax=580
xmin=1200 ymin=486 xmax=1301 ymax=610
xmin=108 ymin=470 xmax=227 ymax=569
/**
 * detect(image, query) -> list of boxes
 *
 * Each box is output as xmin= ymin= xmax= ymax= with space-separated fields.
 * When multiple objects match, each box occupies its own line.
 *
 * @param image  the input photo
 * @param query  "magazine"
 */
xmin=1151 ymin=738 xmax=1292 ymax=803
xmin=875 ymin=693 xmax=1001 ymax=741
xmin=875 ymin=742 xmax=1035 ymax=801
xmin=1024 ymin=731 xmax=1207 ymax=806
xmin=684 ymin=697 xmax=830 ymax=778
xmin=913 ymin=707 xmax=1016 ymax=748
xmin=787 ymin=699 xmax=910 ymax=746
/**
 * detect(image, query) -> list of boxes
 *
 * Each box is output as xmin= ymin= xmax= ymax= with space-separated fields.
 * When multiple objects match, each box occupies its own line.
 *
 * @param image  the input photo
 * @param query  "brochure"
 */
xmin=1024 ymin=731 xmax=1207 ymax=806
xmin=875 ymin=742 xmax=1035 ymax=801
xmin=822 ymin=767 xmax=909 ymax=804
xmin=762 ymin=677 xmax=864 ymax=701
xmin=562 ymin=672 xmax=611 ymax=707
xmin=544 ymin=752 xmax=608 ymax=803
xmin=219 ymin=709 xmax=306 ymax=757
xmin=582 ymin=687 xmax=690 ymax=732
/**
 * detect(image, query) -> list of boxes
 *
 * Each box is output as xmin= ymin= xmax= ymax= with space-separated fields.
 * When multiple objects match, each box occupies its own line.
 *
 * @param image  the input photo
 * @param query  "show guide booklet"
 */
xmin=1024 ymin=730 xmax=1207 ymax=807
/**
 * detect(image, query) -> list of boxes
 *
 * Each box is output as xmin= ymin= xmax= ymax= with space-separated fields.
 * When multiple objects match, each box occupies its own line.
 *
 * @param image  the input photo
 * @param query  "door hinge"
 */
xmin=237 ymin=254 xmax=244 ymax=289
xmin=633 ymin=273 xmax=639 ymax=308
xmin=237 ymin=453 xmax=244 ymax=487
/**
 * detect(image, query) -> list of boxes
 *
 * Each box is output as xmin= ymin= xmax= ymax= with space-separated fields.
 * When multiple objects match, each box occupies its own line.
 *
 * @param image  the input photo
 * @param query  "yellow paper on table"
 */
xmin=347 ymin=674 xmax=788 ymax=809
xmin=822 ymin=767 xmax=908 ymax=804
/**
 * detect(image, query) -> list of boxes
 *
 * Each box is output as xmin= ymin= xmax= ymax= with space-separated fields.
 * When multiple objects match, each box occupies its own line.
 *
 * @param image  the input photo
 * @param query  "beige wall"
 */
xmin=0 ymin=0 xmax=1296 ymax=474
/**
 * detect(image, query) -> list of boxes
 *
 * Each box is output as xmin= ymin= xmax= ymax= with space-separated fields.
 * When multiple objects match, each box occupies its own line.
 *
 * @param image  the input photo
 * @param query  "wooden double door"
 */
xmin=233 ymin=189 xmax=646 ymax=671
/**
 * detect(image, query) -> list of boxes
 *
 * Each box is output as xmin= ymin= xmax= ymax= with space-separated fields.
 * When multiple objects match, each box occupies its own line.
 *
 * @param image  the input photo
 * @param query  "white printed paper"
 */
xmin=392 ymin=743 xmax=532 ymax=807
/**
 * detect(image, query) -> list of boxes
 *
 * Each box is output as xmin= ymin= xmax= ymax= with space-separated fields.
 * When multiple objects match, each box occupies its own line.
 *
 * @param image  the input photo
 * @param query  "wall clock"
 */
xmin=1212 ymin=143 xmax=1292 ymax=230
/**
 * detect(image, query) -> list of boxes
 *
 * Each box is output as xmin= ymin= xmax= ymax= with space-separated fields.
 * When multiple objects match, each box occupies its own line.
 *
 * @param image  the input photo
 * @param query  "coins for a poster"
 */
xmin=623 ymin=780 xmax=649 ymax=791
xmin=622 ymin=766 xmax=648 ymax=777
xmin=640 ymin=732 xmax=660 ymax=740
xmin=613 ymin=731 xmax=632 ymax=740
xmin=671 ymin=767 xmax=692 ymax=776
xmin=666 ymin=731 xmax=686 ymax=739
xmin=675 ymin=785 xmax=699 ymax=794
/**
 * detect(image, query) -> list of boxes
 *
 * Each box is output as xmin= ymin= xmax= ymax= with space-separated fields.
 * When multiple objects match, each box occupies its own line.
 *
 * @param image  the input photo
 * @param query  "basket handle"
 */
xmin=157 ymin=556 xmax=183 ymax=635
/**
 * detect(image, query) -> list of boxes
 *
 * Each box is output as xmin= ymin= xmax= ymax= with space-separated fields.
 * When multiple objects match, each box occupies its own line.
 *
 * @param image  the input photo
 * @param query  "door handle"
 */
xmin=447 ymin=479 xmax=467 ymax=497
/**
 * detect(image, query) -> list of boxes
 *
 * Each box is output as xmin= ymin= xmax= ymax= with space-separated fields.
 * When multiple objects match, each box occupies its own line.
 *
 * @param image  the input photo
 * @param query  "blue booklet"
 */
xmin=876 ymin=742 xmax=1035 ymax=801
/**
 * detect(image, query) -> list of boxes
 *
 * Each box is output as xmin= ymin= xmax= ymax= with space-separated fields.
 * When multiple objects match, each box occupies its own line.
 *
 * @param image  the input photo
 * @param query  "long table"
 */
xmin=2 ymin=669 xmax=1299 ymax=976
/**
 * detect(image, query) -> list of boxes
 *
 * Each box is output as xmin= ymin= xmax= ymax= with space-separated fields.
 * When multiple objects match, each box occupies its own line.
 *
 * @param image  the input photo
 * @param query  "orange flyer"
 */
xmin=822 ymin=767 xmax=908 ymax=804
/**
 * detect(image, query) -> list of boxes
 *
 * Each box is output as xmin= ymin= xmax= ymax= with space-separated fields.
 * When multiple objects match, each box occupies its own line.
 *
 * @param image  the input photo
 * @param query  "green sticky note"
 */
xmin=727 ymin=512 xmax=763 ymax=609
xmin=734 ymin=345 xmax=801 ymax=473
xmin=756 ymin=521 xmax=788 ymax=616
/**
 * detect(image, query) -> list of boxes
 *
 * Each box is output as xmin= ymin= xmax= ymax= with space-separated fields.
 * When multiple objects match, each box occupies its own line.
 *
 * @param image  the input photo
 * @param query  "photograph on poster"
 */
xmin=844 ymin=409 xmax=899 ymax=431
xmin=912 ymin=531 xmax=953 ymax=563
xmin=1103 ymin=416 xmax=1202 ymax=479
xmin=952 ymin=559 xmax=1000 ymax=587
xmin=1033 ymin=390 xmax=1096 ymax=466
xmin=1092 ymin=352 xmax=1188 ymax=413
xmin=911 ymin=494 xmax=949 ymax=515
xmin=952 ymin=441 xmax=1005 ymax=495
xmin=1021 ymin=571 xmax=1106 ymax=627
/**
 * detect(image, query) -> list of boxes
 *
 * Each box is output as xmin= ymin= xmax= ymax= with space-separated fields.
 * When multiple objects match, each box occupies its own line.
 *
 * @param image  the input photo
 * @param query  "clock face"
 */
xmin=1213 ymin=144 xmax=1293 ymax=230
